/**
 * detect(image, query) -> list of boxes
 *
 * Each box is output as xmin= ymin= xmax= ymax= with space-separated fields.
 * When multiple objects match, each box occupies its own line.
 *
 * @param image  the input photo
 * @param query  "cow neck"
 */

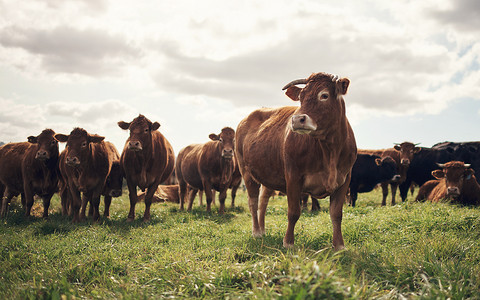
xmin=214 ymin=141 xmax=234 ymax=185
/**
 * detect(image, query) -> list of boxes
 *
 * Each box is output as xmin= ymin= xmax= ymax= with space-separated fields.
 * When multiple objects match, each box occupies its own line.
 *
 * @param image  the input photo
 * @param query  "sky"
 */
xmin=1 ymin=0 xmax=479 ymax=154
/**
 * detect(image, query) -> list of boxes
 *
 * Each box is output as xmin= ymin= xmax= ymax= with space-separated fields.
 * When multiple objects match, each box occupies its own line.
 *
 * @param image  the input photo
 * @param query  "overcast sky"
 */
xmin=1 ymin=0 xmax=479 ymax=154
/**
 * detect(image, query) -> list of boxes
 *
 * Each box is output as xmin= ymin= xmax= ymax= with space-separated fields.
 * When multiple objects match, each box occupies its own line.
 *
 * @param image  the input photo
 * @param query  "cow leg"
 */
xmin=399 ymin=180 xmax=410 ymax=202
xmin=329 ymin=173 xmax=350 ymax=251
xmin=218 ymin=188 xmax=227 ymax=214
xmin=23 ymin=184 xmax=35 ymax=217
xmin=126 ymin=181 xmax=138 ymax=222
xmin=187 ymin=188 xmax=198 ymax=211
xmin=258 ymin=185 xmax=274 ymax=235
xmin=68 ymin=183 xmax=82 ymax=223
xmin=231 ymin=185 xmax=239 ymax=208
xmin=41 ymin=194 xmax=53 ymax=219
xmin=103 ymin=195 xmax=112 ymax=218
xmin=211 ymin=190 xmax=216 ymax=206
xmin=311 ymin=197 xmax=320 ymax=211
xmin=244 ymin=175 xmax=262 ymax=237
xmin=0 ymin=189 xmax=16 ymax=218
xmin=91 ymin=190 xmax=102 ymax=222
xmin=284 ymin=178 xmax=302 ymax=248
xmin=301 ymin=194 xmax=308 ymax=210
xmin=60 ymin=183 xmax=69 ymax=216
xmin=203 ymin=181 xmax=214 ymax=213
xmin=80 ymin=192 xmax=91 ymax=221
xmin=381 ymin=182 xmax=388 ymax=206
xmin=350 ymin=188 xmax=358 ymax=207
xmin=198 ymin=190 xmax=203 ymax=206
xmin=178 ymin=179 xmax=188 ymax=211
xmin=143 ymin=184 xmax=159 ymax=222
xmin=87 ymin=199 xmax=94 ymax=217
xmin=390 ymin=183 xmax=398 ymax=205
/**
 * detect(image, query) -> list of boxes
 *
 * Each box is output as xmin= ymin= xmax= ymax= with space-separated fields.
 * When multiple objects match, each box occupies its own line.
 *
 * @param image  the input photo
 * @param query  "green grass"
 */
xmin=1 ymin=187 xmax=480 ymax=299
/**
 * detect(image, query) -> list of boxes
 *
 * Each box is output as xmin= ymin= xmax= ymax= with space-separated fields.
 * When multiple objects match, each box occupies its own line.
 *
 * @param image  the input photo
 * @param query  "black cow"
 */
xmin=349 ymin=154 xmax=399 ymax=207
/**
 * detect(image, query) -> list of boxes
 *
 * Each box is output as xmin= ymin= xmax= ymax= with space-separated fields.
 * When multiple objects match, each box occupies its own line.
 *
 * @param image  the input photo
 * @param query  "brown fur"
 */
xmin=55 ymin=128 xmax=113 ymax=223
xmin=0 ymin=129 xmax=59 ymax=218
xmin=176 ymin=127 xmax=236 ymax=214
xmin=235 ymin=72 xmax=357 ymax=250
xmin=137 ymin=184 xmax=180 ymax=203
xmin=118 ymin=114 xmax=175 ymax=221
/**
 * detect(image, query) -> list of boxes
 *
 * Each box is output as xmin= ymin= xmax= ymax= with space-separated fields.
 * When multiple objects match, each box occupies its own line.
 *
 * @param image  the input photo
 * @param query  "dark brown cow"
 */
xmin=118 ymin=114 xmax=175 ymax=221
xmin=416 ymin=161 xmax=480 ymax=205
xmin=176 ymin=127 xmax=236 ymax=214
xmin=55 ymin=128 xmax=113 ymax=222
xmin=0 ymin=129 xmax=59 ymax=218
xmin=235 ymin=72 xmax=357 ymax=250
xmin=358 ymin=142 xmax=420 ymax=205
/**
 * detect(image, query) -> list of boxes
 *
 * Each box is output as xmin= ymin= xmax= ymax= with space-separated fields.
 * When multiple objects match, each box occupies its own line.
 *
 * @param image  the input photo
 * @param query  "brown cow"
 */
xmin=176 ymin=127 xmax=236 ymax=214
xmin=235 ymin=72 xmax=357 ymax=250
xmin=137 ymin=184 xmax=180 ymax=203
xmin=55 ymin=128 xmax=113 ymax=222
xmin=416 ymin=161 xmax=480 ymax=205
xmin=197 ymin=161 xmax=242 ymax=207
xmin=0 ymin=129 xmax=59 ymax=218
xmin=358 ymin=142 xmax=420 ymax=205
xmin=118 ymin=114 xmax=175 ymax=221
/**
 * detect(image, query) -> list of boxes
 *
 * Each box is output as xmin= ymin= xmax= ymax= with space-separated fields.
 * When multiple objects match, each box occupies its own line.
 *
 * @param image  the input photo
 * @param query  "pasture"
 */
xmin=1 ymin=188 xmax=480 ymax=299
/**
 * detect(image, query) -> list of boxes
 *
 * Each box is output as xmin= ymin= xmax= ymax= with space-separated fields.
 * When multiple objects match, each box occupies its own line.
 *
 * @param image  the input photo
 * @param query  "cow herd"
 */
xmin=1 ymin=72 xmax=479 ymax=250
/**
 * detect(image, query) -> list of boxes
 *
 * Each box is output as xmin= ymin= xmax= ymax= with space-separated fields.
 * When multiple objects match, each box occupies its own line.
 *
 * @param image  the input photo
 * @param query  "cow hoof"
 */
xmin=252 ymin=230 xmax=264 ymax=238
xmin=333 ymin=244 xmax=346 ymax=251
xmin=283 ymin=241 xmax=294 ymax=248
xmin=126 ymin=217 xmax=134 ymax=222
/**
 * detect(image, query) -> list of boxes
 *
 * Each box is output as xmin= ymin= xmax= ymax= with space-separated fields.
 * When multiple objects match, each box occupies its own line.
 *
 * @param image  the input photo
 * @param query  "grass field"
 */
xmin=1 ymin=187 xmax=480 ymax=299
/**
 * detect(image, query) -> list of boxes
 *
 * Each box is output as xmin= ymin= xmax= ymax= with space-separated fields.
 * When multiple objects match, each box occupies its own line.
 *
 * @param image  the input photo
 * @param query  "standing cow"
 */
xmin=0 ymin=129 xmax=59 ymax=218
xmin=416 ymin=161 xmax=480 ymax=205
xmin=349 ymin=154 xmax=399 ymax=207
xmin=118 ymin=114 xmax=175 ymax=222
xmin=235 ymin=72 xmax=357 ymax=250
xmin=176 ymin=127 xmax=236 ymax=214
xmin=55 ymin=128 xmax=113 ymax=222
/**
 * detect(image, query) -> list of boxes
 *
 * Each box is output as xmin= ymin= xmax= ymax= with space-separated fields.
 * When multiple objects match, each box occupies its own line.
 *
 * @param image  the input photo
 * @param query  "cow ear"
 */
xmin=394 ymin=145 xmax=401 ymax=151
xmin=55 ymin=134 xmax=69 ymax=143
xmin=432 ymin=170 xmax=445 ymax=179
xmin=285 ymin=86 xmax=301 ymax=101
xmin=27 ymin=136 xmax=38 ymax=144
xmin=89 ymin=134 xmax=105 ymax=144
xmin=465 ymin=168 xmax=475 ymax=180
xmin=209 ymin=134 xmax=220 ymax=141
xmin=151 ymin=122 xmax=160 ymax=131
xmin=414 ymin=147 xmax=421 ymax=153
xmin=336 ymin=78 xmax=350 ymax=95
xmin=118 ymin=121 xmax=130 ymax=130
xmin=375 ymin=158 xmax=382 ymax=166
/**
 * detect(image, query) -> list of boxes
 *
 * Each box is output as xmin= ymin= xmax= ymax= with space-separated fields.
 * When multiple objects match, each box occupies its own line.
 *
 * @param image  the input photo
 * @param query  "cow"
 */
xmin=358 ymin=142 xmax=420 ymax=205
xmin=197 ymin=161 xmax=242 ymax=207
xmin=137 ymin=184 xmax=180 ymax=203
xmin=0 ymin=129 xmax=59 ymax=218
xmin=118 ymin=114 xmax=175 ymax=221
xmin=235 ymin=72 xmax=357 ymax=250
xmin=398 ymin=146 xmax=456 ymax=201
xmin=55 ymin=128 xmax=113 ymax=223
xmin=349 ymin=154 xmax=399 ymax=207
xmin=432 ymin=141 xmax=480 ymax=183
xmin=416 ymin=161 xmax=480 ymax=205
xmin=176 ymin=127 xmax=236 ymax=214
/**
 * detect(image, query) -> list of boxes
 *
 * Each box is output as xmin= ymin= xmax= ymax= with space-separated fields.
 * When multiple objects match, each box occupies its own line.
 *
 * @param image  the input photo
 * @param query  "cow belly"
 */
xmin=303 ymin=170 xmax=347 ymax=198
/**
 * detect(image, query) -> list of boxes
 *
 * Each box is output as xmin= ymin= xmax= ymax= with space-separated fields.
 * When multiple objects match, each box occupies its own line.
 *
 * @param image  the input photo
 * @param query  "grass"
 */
xmin=1 ymin=187 xmax=479 ymax=299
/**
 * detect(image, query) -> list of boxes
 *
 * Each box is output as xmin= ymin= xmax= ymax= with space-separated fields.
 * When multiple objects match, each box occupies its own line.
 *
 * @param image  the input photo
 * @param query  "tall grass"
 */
xmin=0 ymin=188 xmax=479 ymax=299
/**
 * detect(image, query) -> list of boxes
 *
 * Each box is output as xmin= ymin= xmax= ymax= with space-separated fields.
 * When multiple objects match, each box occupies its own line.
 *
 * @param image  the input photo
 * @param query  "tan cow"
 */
xmin=235 ymin=72 xmax=357 ymax=250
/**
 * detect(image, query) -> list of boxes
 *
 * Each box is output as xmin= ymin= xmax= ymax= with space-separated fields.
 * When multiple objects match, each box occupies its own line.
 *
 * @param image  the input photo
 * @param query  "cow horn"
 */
xmin=437 ymin=163 xmax=445 ymax=168
xmin=465 ymin=164 xmax=471 ymax=168
xmin=414 ymin=143 xmax=421 ymax=146
xmin=282 ymin=79 xmax=308 ymax=90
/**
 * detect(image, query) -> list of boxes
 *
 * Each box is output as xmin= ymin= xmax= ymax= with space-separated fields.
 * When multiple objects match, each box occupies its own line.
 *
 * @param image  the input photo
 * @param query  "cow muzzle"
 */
xmin=109 ymin=189 xmax=123 ymax=197
xmin=391 ymin=175 xmax=401 ymax=182
xmin=291 ymin=114 xmax=317 ymax=134
xmin=222 ymin=149 xmax=234 ymax=159
xmin=35 ymin=150 xmax=49 ymax=160
xmin=401 ymin=159 xmax=410 ymax=166
xmin=446 ymin=187 xmax=460 ymax=198
xmin=128 ymin=141 xmax=142 ymax=151
xmin=66 ymin=156 xmax=80 ymax=166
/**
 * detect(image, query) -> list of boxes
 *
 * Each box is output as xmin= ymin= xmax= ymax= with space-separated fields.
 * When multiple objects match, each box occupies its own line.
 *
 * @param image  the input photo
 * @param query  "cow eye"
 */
xmin=219 ymin=138 xmax=223 ymax=142
xmin=144 ymin=128 xmax=149 ymax=133
xmin=82 ymin=141 xmax=87 ymax=147
xmin=318 ymin=92 xmax=329 ymax=101
xmin=51 ymin=140 xmax=57 ymax=145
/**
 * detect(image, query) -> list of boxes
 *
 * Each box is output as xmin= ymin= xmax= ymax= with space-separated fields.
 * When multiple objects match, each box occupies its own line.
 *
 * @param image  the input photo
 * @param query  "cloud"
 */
xmin=429 ymin=0 xmax=480 ymax=32
xmin=0 ymin=26 xmax=141 ymax=76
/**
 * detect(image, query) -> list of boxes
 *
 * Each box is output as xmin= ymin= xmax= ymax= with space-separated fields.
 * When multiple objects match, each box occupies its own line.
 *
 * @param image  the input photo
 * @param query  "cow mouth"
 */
xmin=447 ymin=191 xmax=460 ymax=198
xmin=66 ymin=161 xmax=81 ymax=167
xmin=222 ymin=154 xmax=234 ymax=160
xmin=127 ymin=146 xmax=142 ymax=152
xmin=35 ymin=155 xmax=49 ymax=161
xmin=292 ymin=128 xmax=314 ymax=135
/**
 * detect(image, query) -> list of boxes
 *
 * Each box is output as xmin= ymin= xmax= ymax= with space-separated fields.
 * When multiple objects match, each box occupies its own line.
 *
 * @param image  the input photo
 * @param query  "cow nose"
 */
xmin=36 ymin=150 xmax=49 ymax=160
xmin=447 ymin=187 xmax=460 ymax=196
xmin=293 ymin=114 xmax=307 ymax=125
xmin=66 ymin=156 xmax=80 ymax=166
xmin=222 ymin=149 xmax=234 ymax=158
xmin=401 ymin=159 xmax=410 ymax=166
xmin=392 ymin=175 xmax=401 ymax=182
xmin=128 ymin=141 xmax=142 ymax=150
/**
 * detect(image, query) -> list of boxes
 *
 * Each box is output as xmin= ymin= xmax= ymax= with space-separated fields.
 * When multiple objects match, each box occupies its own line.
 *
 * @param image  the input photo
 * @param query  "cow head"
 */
xmin=209 ymin=127 xmax=235 ymax=160
xmin=393 ymin=142 xmax=421 ymax=166
xmin=27 ymin=129 xmax=59 ymax=161
xmin=282 ymin=72 xmax=349 ymax=137
xmin=106 ymin=161 xmax=123 ymax=197
xmin=376 ymin=156 xmax=401 ymax=182
xmin=118 ymin=114 xmax=160 ymax=152
xmin=55 ymin=128 xmax=105 ymax=167
xmin=432 ymin=161 xmax=474 ymax=199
